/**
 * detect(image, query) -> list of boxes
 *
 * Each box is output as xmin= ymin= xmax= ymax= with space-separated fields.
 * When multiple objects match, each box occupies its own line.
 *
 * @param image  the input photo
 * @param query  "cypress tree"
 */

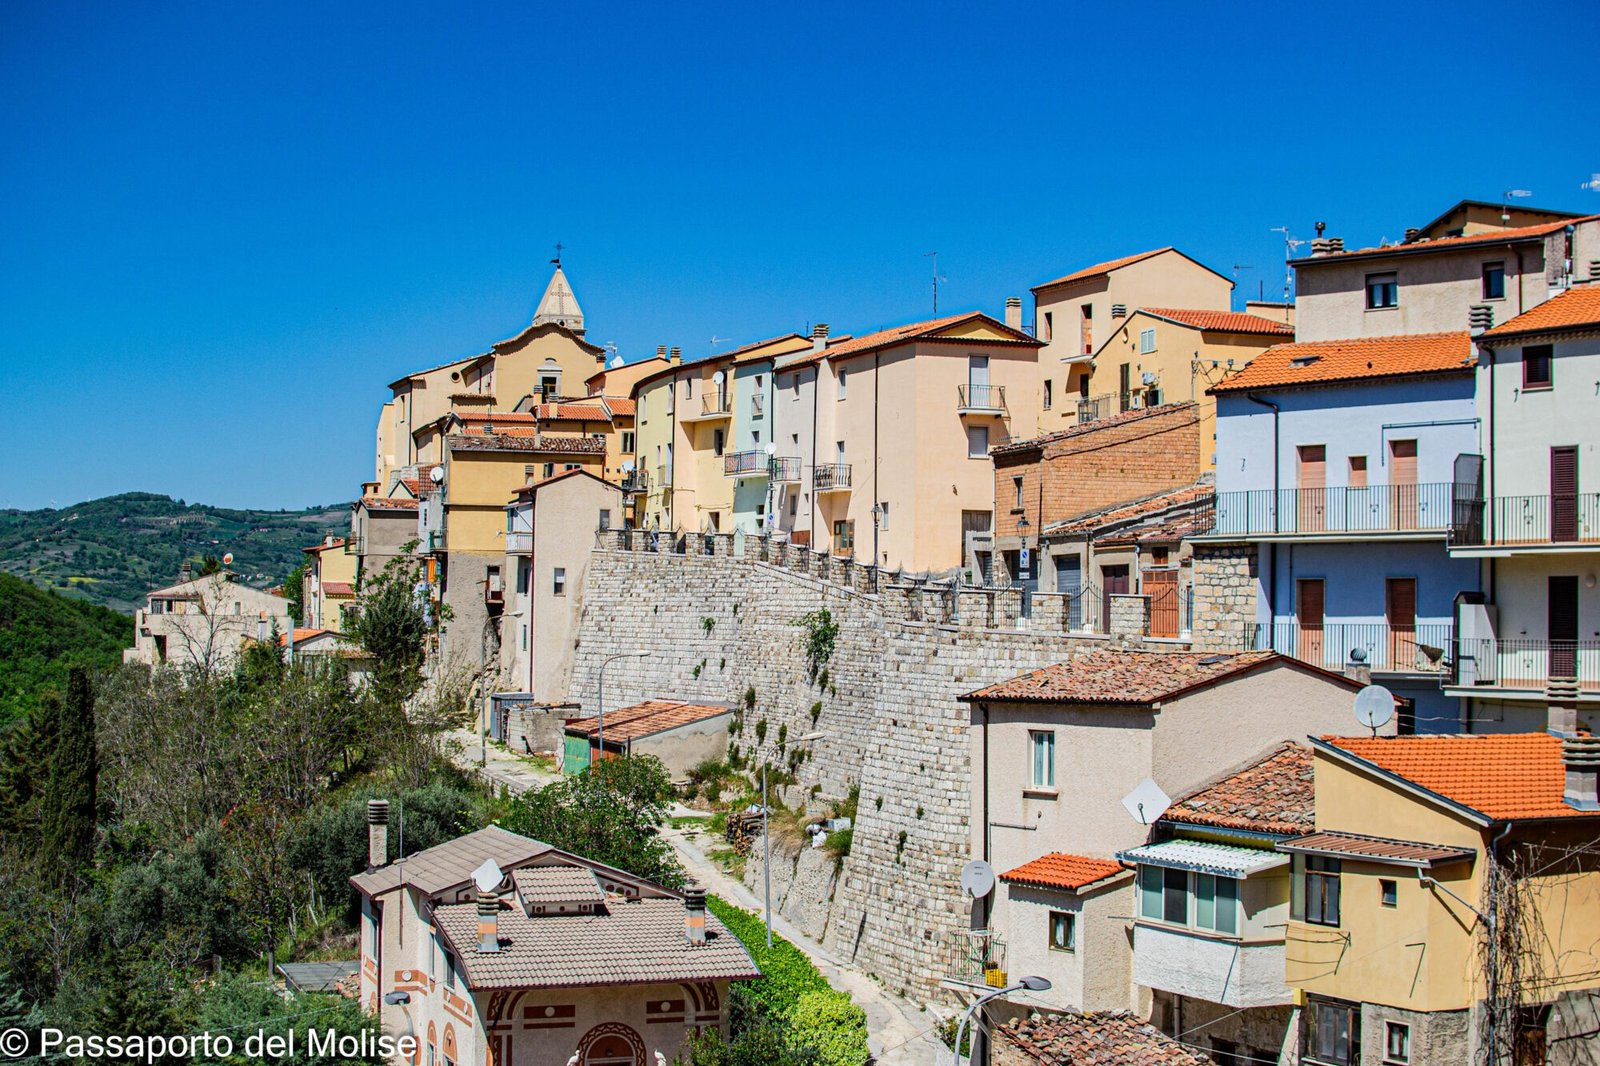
xmin=41 ymin=667 xmax=98 ymax=873
xmin=0 ymin=689 xmax=60 ymax=835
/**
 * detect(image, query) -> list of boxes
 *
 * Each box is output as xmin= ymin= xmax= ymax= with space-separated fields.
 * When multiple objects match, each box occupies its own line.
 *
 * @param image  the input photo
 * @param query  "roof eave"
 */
xmin=1307 ymin=737 xmax=1494 ymax=827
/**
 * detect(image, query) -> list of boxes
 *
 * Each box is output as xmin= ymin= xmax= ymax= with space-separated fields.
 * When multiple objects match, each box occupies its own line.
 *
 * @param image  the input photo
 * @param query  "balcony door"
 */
xmin=1298 ymin=579 xmax=1325 ymax=665
xmin=968 ymin=355 xmax=990 ymax=407
xmin=1390 ymin=439 xmax=1418 ymax=530
xmin=1551 ymin=446 xmax=1579 ymax=542
xmin=1297 ymin=445 xmax=1326 ymax=532
xmin=1102 ymin=564 xmax=1129 ymax=628
xmin=1386 ymin=578 xmax=1417 ymax=672
xmin=1550 ymin=575 xmax=1579 ymax=680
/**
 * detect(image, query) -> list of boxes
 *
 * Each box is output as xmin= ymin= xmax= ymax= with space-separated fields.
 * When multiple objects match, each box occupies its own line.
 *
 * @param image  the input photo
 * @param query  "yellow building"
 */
xmin=301 ymin=536 xmax=358 ymax=632
xmin=1085 ymin=308 xmax=1292 ymax=471
xmin=1281 ymin=731 xmax=1600 ymax=1065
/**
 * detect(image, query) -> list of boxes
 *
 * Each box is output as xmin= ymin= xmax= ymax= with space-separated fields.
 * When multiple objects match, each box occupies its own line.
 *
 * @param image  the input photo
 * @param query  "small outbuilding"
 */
xmin=563 ymin=699 xmax=733 ymax=778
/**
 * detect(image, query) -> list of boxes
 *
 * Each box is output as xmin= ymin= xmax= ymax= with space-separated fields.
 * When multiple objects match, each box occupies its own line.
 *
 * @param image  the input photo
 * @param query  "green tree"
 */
xmin=40 ymin=668 xmax=97 ymax=874
xmin=348 ymin=551 xmax=433 ymax=711
xmin=283 ymin=558 xmax=311 ymax=625
xmin=503 ymin=755 xmax=684 ymax=889
xmin=0 ymin=690 xmax=61 ymax=836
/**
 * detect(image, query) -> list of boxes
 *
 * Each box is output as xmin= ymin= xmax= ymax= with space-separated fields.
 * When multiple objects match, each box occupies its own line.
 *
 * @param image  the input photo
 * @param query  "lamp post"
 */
xmin=952 ymin=976 xmax=1051 ymax=1066
xmin=760 ymin=730 xmax=830 ymax=948
xmin=597 ymin=649 xmax=651 ymax=775
xmin=871 ymin=503 xmax=882 ymax=569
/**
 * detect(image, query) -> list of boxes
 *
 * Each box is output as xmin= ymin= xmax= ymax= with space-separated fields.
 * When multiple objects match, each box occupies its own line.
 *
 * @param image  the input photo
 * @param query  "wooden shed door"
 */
xmin=1551 ymin=446 xmax=1578 ymax=542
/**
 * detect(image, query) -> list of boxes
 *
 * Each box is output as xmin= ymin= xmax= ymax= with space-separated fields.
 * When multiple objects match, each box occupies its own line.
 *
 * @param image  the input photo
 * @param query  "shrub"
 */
xmin=794 ymin=609 xmax=838 ymax=681
xmin=789 ymin=990 xmax=869 ymax=1066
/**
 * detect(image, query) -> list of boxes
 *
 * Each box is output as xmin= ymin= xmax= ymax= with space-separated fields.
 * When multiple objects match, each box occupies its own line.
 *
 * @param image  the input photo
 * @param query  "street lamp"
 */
xmin=382 ymin=991 xmax=414 ymax=1061
xmin=596 ymin=650 xmax=651 ymax=774
xmin=760 ymin=730 xmax=830 ymax=948
xmin=951 ymin=976 xmax=1051 ymax=1066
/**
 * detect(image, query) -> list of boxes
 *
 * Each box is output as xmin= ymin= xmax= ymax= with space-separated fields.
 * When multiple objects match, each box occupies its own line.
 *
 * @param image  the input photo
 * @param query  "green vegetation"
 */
xmin=0 ymin=572 xmax=131 ymax=726
xmin=0 ymin=492 xmax=347 ymax=613
xmin=793 ymin=608 xmax=839 ymax=682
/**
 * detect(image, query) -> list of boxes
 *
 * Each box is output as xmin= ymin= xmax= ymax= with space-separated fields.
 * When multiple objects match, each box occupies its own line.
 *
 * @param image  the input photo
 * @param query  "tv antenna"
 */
xmin=709 ymin=335 xmax=731 ymax=353
xmin=924 ymin=251 xmax=946 ymax=314
xmin=1232 ymin=264 xmax=1253 ymax=310
xmin=1269 ymin=227 xmax=1306 ymax=303
xmin=1121 ymin=778 xmax=1171 ymax=827
xmin=1353 ymin=684 xmax=1396 ymax=737
xmin=1501 ymin=189 xmax=1532 ymax=222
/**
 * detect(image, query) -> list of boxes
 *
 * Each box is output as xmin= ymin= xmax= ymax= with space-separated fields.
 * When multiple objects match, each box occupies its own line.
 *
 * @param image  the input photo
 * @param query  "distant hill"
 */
xmin=0 ymin=573 xmax=133 ymax=725
xmin=0 ymin=492 xmax=349 ymax=614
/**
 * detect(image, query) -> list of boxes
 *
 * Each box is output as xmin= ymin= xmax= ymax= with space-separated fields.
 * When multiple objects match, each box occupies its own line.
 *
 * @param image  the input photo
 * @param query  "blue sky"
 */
xmin=3 ymin=0 xmax=1597 ymax=510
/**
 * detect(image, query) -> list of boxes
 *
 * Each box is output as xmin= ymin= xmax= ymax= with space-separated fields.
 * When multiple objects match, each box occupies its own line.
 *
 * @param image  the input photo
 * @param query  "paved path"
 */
xmin=662 ymin=818 xmax=946 ymax=1066
xmin=448 ymin=728 xmax=558 ymax=795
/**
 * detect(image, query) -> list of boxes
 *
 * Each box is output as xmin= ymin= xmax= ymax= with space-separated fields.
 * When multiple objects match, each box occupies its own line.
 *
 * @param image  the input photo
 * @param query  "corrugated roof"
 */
xmin=1141 ymin=308 xmax=1294 ymax=336
xmin=1277 ymin=830 xmax=1474 ymax=868
xmin=433 ymin=897 xmax=760 ymax=990
xmin=350 ymin=825 xmax=551 ymax=897
xmin=1210 ymin=332 xmax=1473 ymax=394
xmin=1320 ymin=733 xmax=1600 ymax=822
xmin=1116 ymin=839 xmax=1288 ymax=877
xmin=998 ymin=853 xmax=1129 ymax=893
xmin=1164 ymin=743 xmax=1315 ymax=836
xmin=1481 ymin=284 xmax=1600 ymax=340
xmin=997 ymin=1011 xmax=1211 ymax=1065
xmin=565 ymin=700 xmax=732 ymax=743
xmin=960 ymin=649 xmax=1291 ymax=705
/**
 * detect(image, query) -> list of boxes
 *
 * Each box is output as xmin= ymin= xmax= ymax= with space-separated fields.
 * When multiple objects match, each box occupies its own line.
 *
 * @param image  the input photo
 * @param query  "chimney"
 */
xmin=656 ymin=345 xmax=668 ymax=360
xmin=669 ymin=346 xmax=682 ymax=365
xmin=180 ymin=561 xmax=193 ymax=583
xmin=1344 ymin=647 xmax=1371 ymax=687
xmin=366 ymin=799 xmax=389 ymax=871
xmin=477 ymin=890 xmax=503 ymax=952
xmin=812 ymin=323 xmax=830 ymax=352
xmin=683 ymin=884 xmax=707 ymax=946
xmin=1469 ymin=304 xmax=1495 ymax=336
xmin=1403 ymin=227 xmax=1421 ymax=244
xmin=1562 ymin=734 xmax=1600 ymax=811
xmin=1310 ymin=238 xmax=1332 ymax=257
xmin=256 ymin=610 xmax=267 ymax=643
xmin=1110 ymin=304 xmax=1127 ymax=319
xmin=1004 ymin=297 xmax=1022 ymax=330
xmin=1328 ymin=237 xmax=1344 ymax=253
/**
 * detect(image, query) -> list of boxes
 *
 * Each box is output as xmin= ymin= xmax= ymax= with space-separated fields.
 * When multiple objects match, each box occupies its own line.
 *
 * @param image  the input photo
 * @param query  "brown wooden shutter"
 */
xmin=1551 ymin=446 xmax=1578 ymax=542
xmin=1297 ymin=579 xmax=1326 ymax=626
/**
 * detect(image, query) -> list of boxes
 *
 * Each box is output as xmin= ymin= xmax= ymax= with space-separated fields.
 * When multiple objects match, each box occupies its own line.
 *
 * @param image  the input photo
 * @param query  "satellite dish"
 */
xmin=1122 ymin=778 xmax=1171 ymax=826
xmin=429 ymin=466 xmax=446 ymax=484
xmin=712 ymin=371 xmax=726 ymax=385
xmin=960 ymin=860 xmax=995 ymax=898
xmin=1354 ymin=684 xmax=1395 ymax=734
xmin=472 ymin=858 xmax=504 ymax=895
xmin=222 ymin=553 xmax=234 ymax=566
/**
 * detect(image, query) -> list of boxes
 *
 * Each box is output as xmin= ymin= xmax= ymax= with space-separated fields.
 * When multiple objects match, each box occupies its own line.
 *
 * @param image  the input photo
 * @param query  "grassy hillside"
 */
xmin=0 ymin=572 xmax=133 ymax=724
xmin=0 ymin=492 xmax=348 ymax=613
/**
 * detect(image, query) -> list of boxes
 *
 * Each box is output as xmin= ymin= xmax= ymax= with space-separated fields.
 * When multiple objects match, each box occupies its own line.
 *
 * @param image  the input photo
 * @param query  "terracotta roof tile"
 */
xmin=1048 ymin=484 xmax=1213 ymax=538
xmin=1296 ymin=215 xmax=1600 ymax=265
xmin=447 ymin=433 xmax=607 ymax=455
xmin=456 ymin=411 xmax=538 ymax=424
xmin=359 ymin=495 xmax=421 ymax=511
xmin=512 ymin=866 xmax=605 ymax=905
xmin=1278 ymin=830 xmax=1474 ymax=868
xmin=993 ymin=402 xmax=1198 ymax=456
xmin=600 ymin=396 xmax=636 ymax=417
xmin=1031 ymin=248 xmax=1176 ymax=292
xmin=1142 ymin=307 xmax=1294 ymax=335
xmin=1094 ymin=509 xmax=1216 ymax=548
xmin=997 ymin=1011 xmax=1210 ymax=1065
xmin=1482 ymin=284 xmax=1600 ymax=340
xmin=566 ymin=700 xmax=732 ymax=743
xmin=779 ymin=311 xmax=1038 ymax=371
xmin=998 ymin=853 xmax=1129 ymax=892
xmin=1322 ymin=733 xmax=1600 ymax=822
xmin=302 ymin=538 xmax=347 ymax=554
xmin=532 ymin=403 xmax=611 ymax=421
xmin=1164 ymin=743 xmax=1315 ymax=835
xmin=1211 ymin=332 xmax=1473 ymax=394
xmin=961 ymin=649 xmax=1289 ymax=705
xmin=321 ymin=581 xmax=355 ymax=597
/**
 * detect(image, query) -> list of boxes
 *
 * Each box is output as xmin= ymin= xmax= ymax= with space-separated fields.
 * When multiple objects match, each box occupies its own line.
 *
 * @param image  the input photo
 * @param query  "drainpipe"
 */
xmin=1247 ymin=393 xmax=1281 ymax=625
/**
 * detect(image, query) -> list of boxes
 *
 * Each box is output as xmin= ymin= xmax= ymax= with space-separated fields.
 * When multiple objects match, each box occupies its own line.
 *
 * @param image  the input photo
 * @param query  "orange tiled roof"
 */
xmin=1482 ymin=284 xmax=1600 ymax=340
xmin=1049 ymin=484 xmax=1213 ymax=538
xmin=1142 ymin=307 xmax=1294 ymax=336
xmin=601 ymin=396 xmax=636 ymax=417
xmin=1210 ymin=332 xmax=1473 ymax=394
xmin=302 ymin=538 xmax=346 ymax=554
xmin=1296 ymin=215 xmax=1600 ymax=265
xmin=321 ymin=581 xmax=355 ymax=597
xmin=532 ymin=402 xmax=611 ymax=421
xmin=456 ymin=411 xmax=537 ymax=423
xmin=999 ymin=853 xmax=1128 ymax=892
xmin=565 ymin=700 xmax=732 ymax=743
xmin=961 ymin=649 xmax=1293 ymax=705
xmin=998 ymin=1012 xmax=1209 ymax=1066
xmin=993 ymin=401 xmax=1199 ymax=456
xmin=359 ymin=495 xmax=420 ymax=511
xmin=1032 ymin=248 xmax=1174 ymax=292
xmin=781 ymin=312 xmax=1038 ymax=370
xmin=1322 ymin=733 xmax=1599 ymax=822
xmin=1166 ymin=743 xmax=1315 ymax=835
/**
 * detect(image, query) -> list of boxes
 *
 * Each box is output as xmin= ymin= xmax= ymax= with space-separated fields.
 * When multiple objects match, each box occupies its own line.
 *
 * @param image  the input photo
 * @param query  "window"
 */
xmin=1309 ymin=999 xmax=1360 ymax=1066
xmin=1139 ymin=328 xmax=1157 ymax=354
xmin=1299 ymin=854 xmax=1341 ymax=926
xmin=1043 ymin=379 xmax=1053 ymax=410
xmin=1137 ymin=866 xmax=1238 ymax=934
xmin=1048 ymin=911 xmax=1075 ymax=952
xmin=1365 ymin=273 xmax=1398 ymax=309
xmin=1349 ymin=455 xmax=1368 ymax=487
xmin=621 ymin=431 xmax=636 ymax=453
xmin=564 ymin=463 xmax=580 ymax=471
xmin=838 ymin=369 xmax=848 ymax=400
xmin=1523 ymin=344 xmax=1553 ymax=389
xmin=598 ymin=509 xmax=611 ymax=531
xmin=832 ymin=520 xmax=854 ymax=554
xmin=1380 ymin=879 xmax=1397 ymax=907
xmin=1013 ymin=476 xmax=1025 ymax=511
xmin=1482 ymin=261 xmax=1506 ymax=300
xmin=542 ymin=462 xmax=555 ymax=478
xmin=1384 ymin=1021 xmax=1410 ymax=1064
xmin=1042 ymin=311 xmax=1053 ymax=341
xmin=967 ymin=425 xmax=990 ymax=458
xmin=1029 ymin=730 xmax=1055 ymax=788
xmin=552 ymin=567 xmax=566 ymax=596
xmin=878 ymin=501 xmax=890 ymax=530
xmin=788 ymin=495 xmax=797 ymax=517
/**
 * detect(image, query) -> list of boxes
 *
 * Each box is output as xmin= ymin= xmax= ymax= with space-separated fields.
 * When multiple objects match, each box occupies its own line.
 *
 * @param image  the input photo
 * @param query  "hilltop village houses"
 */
xmin=120 ymin=197 xmax=1600 ymax=1063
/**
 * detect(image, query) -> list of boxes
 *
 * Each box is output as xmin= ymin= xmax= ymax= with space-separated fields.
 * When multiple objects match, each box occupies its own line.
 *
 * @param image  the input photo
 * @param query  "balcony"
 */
xmin=1448 ymin=491 xmax=1600 ymax=553
xmin=941 ymin=928 xmax=1008 ymax=991
xmin=1132 ymin=923 xmax=1289 ymax=1009
xmin=680 ymin=392 xmax=733 ymax=423
xmin=814 ymin=463 xmax=852 ymax=493
xmin=957 ymin=383 xmax=1007 ymax=416
xmin=505 ymin=530 xmax=532 ymax=554
xmin=1451 ymin=637 xmax=1600 ymax=696
xmin=1247 ymin=621 xmax=1452 ymax=675
xmin=1075 ymin=393 xmax=1116 ymax=424
xmin=1204 ymin=483 xmax=1455 ymax=538
xmin=770 ymin=457 xmax=802 ymax=483
xmin=621 ymin=467 xmax=648 ymax=494
xmin=484 ymin=574 xmax=504 ymax=606
xmin=723 ymin=450 xmax=770 ymax=478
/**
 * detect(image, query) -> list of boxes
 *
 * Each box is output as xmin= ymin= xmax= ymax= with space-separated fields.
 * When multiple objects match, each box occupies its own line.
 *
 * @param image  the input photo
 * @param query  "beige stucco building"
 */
xmin=124 ymin=570 xmax=293 ymax=670
xmin=301 ymin=535 xmax=358 ymax=632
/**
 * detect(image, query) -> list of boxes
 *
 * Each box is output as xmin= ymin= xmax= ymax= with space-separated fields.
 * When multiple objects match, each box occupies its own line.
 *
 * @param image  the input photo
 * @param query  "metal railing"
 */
xmin=1247 ymin=621 xmax=1453 ymax=674
xmin=700 ymin=392 xmax=732 ymax=416
xmin=1453 ymin=637 xmax=1600 ymax=692
xmin=621 ymin=468 xmax=648 ymax=493
xmin=814 ymin=463 xmax=852 ymax=491
xmin=957 ymin=383 xmax=1007 ymax=411
xmin=723 ymin=450 xmax=769 ymax=477
xmin=1206 ymin=483 xmax=1455 ymax=536
xmin=770 ymin=457 xmax=802 ymax=482
xmin=944 ymin=929 xmax=1008 ymax=988
xmin=1448 ymin=491 xmax=1600 ymax=548
xmin=1076 ymin=393 xmax=1116 ymax=423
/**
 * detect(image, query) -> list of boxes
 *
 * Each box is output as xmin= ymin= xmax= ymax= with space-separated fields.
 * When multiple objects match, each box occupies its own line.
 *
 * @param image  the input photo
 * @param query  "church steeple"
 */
xmin=532 ymin=255 xmax=585 ymax=336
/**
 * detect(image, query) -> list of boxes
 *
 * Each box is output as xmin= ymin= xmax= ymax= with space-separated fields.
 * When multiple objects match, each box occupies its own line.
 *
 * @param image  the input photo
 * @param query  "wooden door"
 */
xmin=1549 ymin=575 xmax=1579 ymax=680
xmin=1102 ymin=564 xmax=1129 ymax=627
xmin=1390 ymin=439 xmax=1418 ymax=529
xmin=1145 ymin=569 xmax=1180 ymax=639
xmin=1551 ymin=446 xmax=1578 ymax=542
xmin=1297 ymin=579 xmax=1325 ymax=665
xmin=1387 ymin=578 xmax=1417 ymax=671
xmin=1298 ymin=445 xmax=1327 ymax=532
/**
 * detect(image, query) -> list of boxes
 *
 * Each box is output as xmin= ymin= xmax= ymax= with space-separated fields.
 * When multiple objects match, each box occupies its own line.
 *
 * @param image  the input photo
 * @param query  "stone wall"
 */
xmin=1189 ymin=541 xmax=1257 ymax=651
xmin=744 ymin=838 xmax=843 ymax=945
xmin=567 ymin=533 xmax=1170 ymax=995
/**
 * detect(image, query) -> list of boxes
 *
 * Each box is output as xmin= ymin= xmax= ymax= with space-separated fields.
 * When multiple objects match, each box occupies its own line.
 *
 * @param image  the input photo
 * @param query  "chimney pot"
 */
xmin=1328 ymin=237 xmax=1344 ymax=252
xmin=1110 ymin=304 xmax=1127 ymax=319
xmin=1403 ymin=228 xmax=1420 ymax=244
xmin=1562 ymin=735 xmax=1600 ymax=811
xmin=812 ymin=323 xmax=830 ymax=352
xmin=1004 ymin=297 xmax=1022 ymax=331
xmin=1469 ymin=304 xmax=1495 ymax=336
xmin=669 ymin=346 xmax=682 ymax=365
xmin=366 ymin=799 xmax=389 ymax=871
xmin=656 ymin=345 xmax=667 ymax=359
xmin=683 ymin=884 xmax=707 ymax=946
xmin=477 ymin=890 xmax=503 ymax=952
